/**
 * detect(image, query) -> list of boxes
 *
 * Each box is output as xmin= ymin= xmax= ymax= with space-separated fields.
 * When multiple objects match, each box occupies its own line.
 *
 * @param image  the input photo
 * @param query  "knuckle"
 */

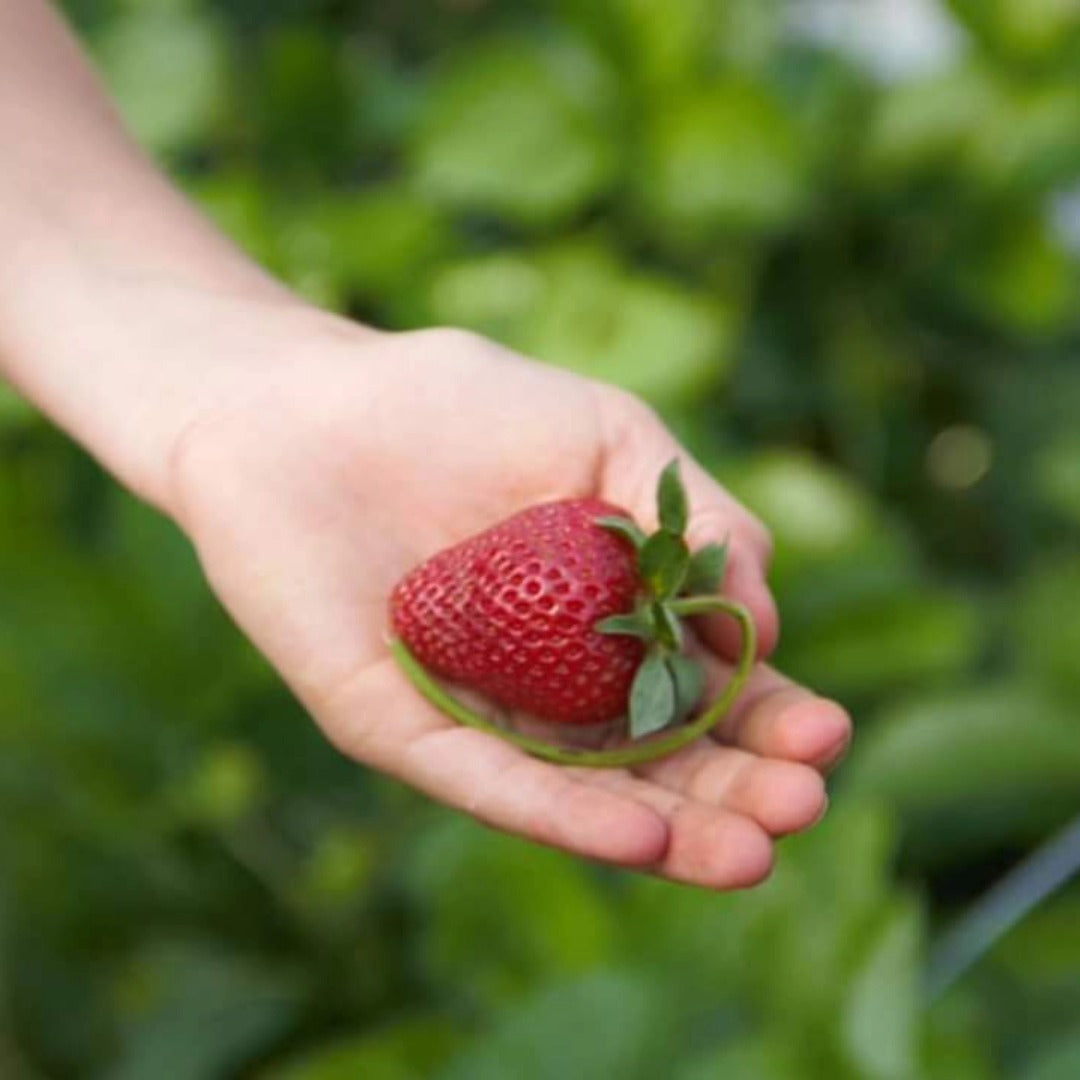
xmin=736 ymin=517 xmax=774 ymax=563
xmin=408 ymin=325 xmax=492 ymax=356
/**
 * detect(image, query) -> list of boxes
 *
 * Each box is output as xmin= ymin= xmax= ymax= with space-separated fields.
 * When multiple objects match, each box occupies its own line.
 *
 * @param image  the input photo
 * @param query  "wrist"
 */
xmin=0 ymin=0 xmax=386 ymax=518
xmin=0 ymin=241 xmax=330 ymax=512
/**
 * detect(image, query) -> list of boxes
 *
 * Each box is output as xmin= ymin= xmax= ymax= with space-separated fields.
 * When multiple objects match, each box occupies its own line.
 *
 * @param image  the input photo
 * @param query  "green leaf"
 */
xmin=596 ymin=516 xmax=647 ymax=551
xmin=946 ymin=213 xmax=1076 ymax=335
xmin=725 ymin=451 xmax=885 ymax=563
xmin=638 ymin=530 xmax=690 ymax=599
xmin=436 ymin=973 xmax=679 ymax=1080
xmin=640 ymin=81 xmax=808 ymax=240
xmin=650 ymin=602 xmax=684 ymax=651
xmin=0 ymin=383 xmax=36 ymax=434
xmin=840 ymin=899 xmax=923 ymax=1080
xmin=250 ymin=28 xmax=353 ymax=176
xmin=176 ymin=742 xmax=264 ymax=827
xmin=411 ymin=40 xmax=618 ymax=226
xmin=262 ymin=1018 xmax=461 ymax=1080
xmin=780 ymin=588 xmax=981 ymax=699
xmin=1015 ymin=554 xmax=1080 ymax=699
xmin=629 ymin=651 xmax=677 ymax=739
xmin=949 ymin=0 xmax=1080 ymax=63
xmin=657 ymin=459 xmax=688 ymax=534
xmin=846 ymin=684 xmax=1080 ymax=865
xmin=1036 ymin=433 xmax=1080 ymax=526
xmin=595 ymin=614 xmax=652 ymax=640
xmin=676 ymin=1039 xmax=807 ymax=1080
xmin=279 ymin=186 xmax=452 ymax=303
xmin=425 ymin=243 xmax=736 ymax=407
xmin=96 ymin=6 xmax=227 ymax=154
xmin=403 ymin=819 xmax=614 ymax=1008
xmin=667 ymin=654 xmax=705 ymax=723
xmin=684 ymin=542 xmax=729 ymax=594
xmin=1020 ymin=1029 xmax=1080 ymax=1080
xmin=104 ymin=941 xmax=301 ymax=1080
xmin=186 ymin=170 xmax=277 ymax=268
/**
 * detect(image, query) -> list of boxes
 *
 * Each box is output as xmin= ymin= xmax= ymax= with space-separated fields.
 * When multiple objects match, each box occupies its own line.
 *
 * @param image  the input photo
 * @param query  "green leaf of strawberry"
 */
xmin=596 ymin=613 xmax=653 ymax=640
xmin=596 ymin=516 xmax=647 ymax=551
xmin=639 ymin=529 xmax=690 ymax=599
xmin=658 ymin=459 xmax=689 ymax=534
xmin=650 ymin=600 xmax=684 ymax=651
xmin=629 ymin=650 xmax=677 ymax=739
xmin=685 ymin=541 xmax=729 ymax=594
xmin=667 ymin=653 xmax=706 ymax=725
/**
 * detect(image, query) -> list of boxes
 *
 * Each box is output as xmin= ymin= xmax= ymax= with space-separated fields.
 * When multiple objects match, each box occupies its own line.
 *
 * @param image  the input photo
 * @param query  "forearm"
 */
xmin=0 ymin=0 xmax=301 ymax=509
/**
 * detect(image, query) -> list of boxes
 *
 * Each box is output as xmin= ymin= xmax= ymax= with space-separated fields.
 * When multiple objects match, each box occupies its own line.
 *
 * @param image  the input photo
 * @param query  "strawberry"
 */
xmin=389 ymin=461 xmax=753 ymax=760
xmin=390 ymin=498 xmax=645 ymax=725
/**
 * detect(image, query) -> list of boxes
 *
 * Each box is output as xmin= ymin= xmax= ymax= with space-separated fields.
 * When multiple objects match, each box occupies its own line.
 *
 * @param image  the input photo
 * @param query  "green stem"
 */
xmin=389 ymin=596 xmax=757 ymax=768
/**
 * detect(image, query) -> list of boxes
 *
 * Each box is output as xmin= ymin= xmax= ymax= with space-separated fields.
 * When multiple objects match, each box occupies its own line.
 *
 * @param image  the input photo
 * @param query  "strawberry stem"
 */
xmin=389 ymin=596 xmax=756 ymax=768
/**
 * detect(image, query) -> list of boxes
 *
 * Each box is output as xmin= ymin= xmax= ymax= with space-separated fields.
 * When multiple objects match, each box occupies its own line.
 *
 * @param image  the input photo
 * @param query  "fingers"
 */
xmin=636 ymin=742 xmax=828 ymax=837
xmin=320 ymin=657 xmax=780 ymax=890
xmin=700 ymin=656 xmax=853 ymax=771
xmin=593 ymin=390 xmax=778 ymax=661
xmin=584 ymin=770 xmax=775 ymax=890
xmin=318 ymin=659 xmax=670 ymax=868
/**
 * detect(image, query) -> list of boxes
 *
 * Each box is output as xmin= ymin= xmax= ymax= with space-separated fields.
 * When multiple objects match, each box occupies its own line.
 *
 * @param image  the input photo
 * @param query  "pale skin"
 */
xmin=0 ymin=0 xmax=851 ymax=890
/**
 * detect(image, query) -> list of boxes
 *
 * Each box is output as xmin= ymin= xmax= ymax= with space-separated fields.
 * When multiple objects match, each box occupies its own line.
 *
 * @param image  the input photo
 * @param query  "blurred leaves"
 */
xmin=262 ymin=1017 xmax=461 ymax=1080
xmin=846 ymin=685 xmax=1080 ymax=863
xmin=437 ymin=973 xmax=677 ymax=1080
xmin=411 ymin=39 xmax=619 ymax=227
xmin=1015 ymin=555 xmax=1080 ymax=699
xmin=0 ymin=385 xmax=36 ymax=434
xmin=1021 ymin=1032 xmax=1080 ymax=1080
xmin=945 ymin=213 xmax=1077 ymax=335
xmin=840 ymin=899 xmax=922 ymax=1080
xmin=639 ymin=81 xmax=808 ymax=239
xmin=95 ymin=3 xmax=228 ymax=154
xmin=105 ymin=941 xmax=301 ymax=1080
xmin=426 ymin=243 xmax=736 ymax=404
xmin=403 ymin=820 xmax=614 ymax=1009
xmin=1035 ymin=432 xmax=1080 ymax=525
xmin=16 ymin=0 xmax=1080 ymax=1075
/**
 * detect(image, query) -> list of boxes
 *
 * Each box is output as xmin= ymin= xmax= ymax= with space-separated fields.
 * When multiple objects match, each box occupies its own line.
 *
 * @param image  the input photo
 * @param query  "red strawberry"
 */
xmin=390 ymin=461 xmax=740 ymax=745
xmin=390 ymin=499 xmax=643 ymax=724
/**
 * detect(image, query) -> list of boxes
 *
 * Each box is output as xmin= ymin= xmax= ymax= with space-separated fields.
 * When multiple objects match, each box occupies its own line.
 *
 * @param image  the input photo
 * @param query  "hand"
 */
xmin=166 ymin=307 xmax=852 ymax=891
xmin=0 ymin=0 xmax=849 ymax=890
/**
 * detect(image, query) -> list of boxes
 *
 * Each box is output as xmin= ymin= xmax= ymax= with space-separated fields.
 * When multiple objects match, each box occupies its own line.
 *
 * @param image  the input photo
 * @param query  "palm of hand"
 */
xmin=171 ymin=325 xmax=850 ymax=890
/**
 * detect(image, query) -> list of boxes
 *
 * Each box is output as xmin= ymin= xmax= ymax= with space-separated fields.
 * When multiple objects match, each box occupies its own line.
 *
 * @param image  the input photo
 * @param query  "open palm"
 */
xmin=170 ymin=322 xmax=850 ymax=890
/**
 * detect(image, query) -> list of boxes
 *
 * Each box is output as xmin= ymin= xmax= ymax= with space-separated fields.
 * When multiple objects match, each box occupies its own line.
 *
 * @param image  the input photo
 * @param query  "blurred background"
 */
xmin=2 ymin=0 xmax=1080 ymax=1075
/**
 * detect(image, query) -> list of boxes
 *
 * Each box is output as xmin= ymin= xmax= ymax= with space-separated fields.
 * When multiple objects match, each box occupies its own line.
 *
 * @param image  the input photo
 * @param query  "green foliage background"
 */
xmin=3 ymin=0 xmax=1080 ymax=1075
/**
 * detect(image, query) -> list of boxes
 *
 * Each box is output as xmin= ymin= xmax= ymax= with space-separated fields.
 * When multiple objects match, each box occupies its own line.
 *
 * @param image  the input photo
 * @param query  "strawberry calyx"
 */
xmin=596 ymin=459 xmax=731 ymax=741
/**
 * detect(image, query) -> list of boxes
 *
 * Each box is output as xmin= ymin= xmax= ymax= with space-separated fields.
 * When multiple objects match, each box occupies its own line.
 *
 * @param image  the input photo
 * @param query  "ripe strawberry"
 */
xmin=390 ymin=461 xmax=741 ymax=744
xmin=390 ymin=499 xmax=643 ymax=725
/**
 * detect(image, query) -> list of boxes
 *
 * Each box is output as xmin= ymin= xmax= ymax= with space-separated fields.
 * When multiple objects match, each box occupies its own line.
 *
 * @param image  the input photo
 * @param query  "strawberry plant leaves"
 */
xmin=667 ymin=654 xmax=705 ymax=724
xmin=629 ymin=651 xmax=677 ymax=739
xmin=650 ymin=602 xmax=684 ymax=651
xmin=657 ymin=459 xmax=689 ymax=535
xmin=596 ymin=516 xmax=647 ymax=551
xmin=639 ymin=530 xmax=690 ymax=599
xmin=684 ymin=542 xmax=728 ymax=595
xmin=595 ymin=613 xmax=652 ymax=640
